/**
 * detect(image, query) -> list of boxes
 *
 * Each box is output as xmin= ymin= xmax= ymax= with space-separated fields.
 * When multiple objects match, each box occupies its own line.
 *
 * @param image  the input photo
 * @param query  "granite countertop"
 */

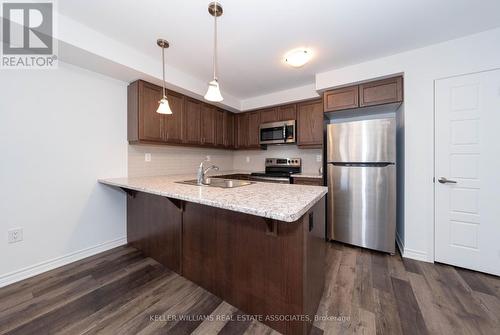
xmin=98 ymin=172 xmax=327 ymax=223
xmin=291 ymin=173 xmax=323 ymax=179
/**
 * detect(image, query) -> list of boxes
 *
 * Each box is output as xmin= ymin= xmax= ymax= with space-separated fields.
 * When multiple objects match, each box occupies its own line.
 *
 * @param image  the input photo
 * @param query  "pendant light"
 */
xmin=156 ymin=38 xmax=173 ymax=114
xmin=204 ymin=1 xmax=224 ymax=102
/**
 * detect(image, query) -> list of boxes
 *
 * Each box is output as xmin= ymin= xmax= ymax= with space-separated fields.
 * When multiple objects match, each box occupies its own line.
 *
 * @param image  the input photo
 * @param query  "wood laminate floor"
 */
xmin=1 ymin=243 xmax=499 ymax=335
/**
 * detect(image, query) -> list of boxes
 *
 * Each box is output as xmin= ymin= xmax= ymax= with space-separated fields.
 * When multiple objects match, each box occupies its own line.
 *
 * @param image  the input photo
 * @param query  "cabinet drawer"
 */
xmin=359 ymin=76 xmax=403 ymax=107
xmin=324 ymin=86 xmax=359 ymax=112
xmin=292 ymin=177 xmax=323 ymax=186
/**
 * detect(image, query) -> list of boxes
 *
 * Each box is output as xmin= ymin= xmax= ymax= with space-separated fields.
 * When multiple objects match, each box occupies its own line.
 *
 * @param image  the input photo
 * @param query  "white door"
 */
xmin=435 ymin=69 xmax=500 ymax=276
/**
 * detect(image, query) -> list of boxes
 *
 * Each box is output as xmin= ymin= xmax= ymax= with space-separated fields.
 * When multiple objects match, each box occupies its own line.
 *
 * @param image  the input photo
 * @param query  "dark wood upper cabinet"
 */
xmin=297 ymin=99 xmax=324 ymax=148
xmin=236 ymin=113 xmax=248 ymax=149
xmin=278 ymin=104 xmax=297 ymax=121
xmin=359 ymin=76 xmax=403 ymax=107
xmin=223 ymin=111 xmax=235 ymax=149
xmin=247 ymin=111 xmax=261 ymax=149
xmin=214 ymin=109 xmax=225 ymax=147
xmin=128 ymin=80 xmax=164 ymax=143
xmin=183 ymin=98 xmax=202 ymax=145
xmin=323 ymin=86 xmax=359 ymax=112
xmin=164 ymin=90 xmax=184 ymax=143
xmin=259 ymin=108 xmax=279 ymax=124
xmin=258 ymin=104 xmax=297 ymax=124
xmin=128 ymin=79 xmax=239 ymax=149
xmin=201 ymin=104 xmax=215 ymax=145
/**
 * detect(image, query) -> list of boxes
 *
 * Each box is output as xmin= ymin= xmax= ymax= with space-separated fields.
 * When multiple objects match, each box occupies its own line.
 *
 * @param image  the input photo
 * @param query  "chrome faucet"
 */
xmin=197 ymin=160 xmax=219 ymax=185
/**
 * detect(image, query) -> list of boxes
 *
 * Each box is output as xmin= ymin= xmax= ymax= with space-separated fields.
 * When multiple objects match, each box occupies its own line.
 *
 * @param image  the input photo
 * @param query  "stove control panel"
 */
xmin=265 ymin=158 xmax=301 ymax=167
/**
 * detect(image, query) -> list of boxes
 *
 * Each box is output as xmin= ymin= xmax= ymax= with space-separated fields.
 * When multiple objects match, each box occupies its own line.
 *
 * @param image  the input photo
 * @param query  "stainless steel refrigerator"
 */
xmin=326 ymin=118 xmax=396 ymax=254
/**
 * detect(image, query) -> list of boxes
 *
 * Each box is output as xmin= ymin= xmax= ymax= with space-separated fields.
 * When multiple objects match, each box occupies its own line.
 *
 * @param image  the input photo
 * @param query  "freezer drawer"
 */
xmin=327 ymin=164 xmax=396 ymax=253
xmin=326 ymin=118 xmax=396 ymax=163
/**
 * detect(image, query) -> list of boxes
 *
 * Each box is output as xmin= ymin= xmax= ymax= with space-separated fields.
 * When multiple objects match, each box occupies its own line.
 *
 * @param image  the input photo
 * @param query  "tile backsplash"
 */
xmin=128 ymin=145 xmax=234 ymax=177
xmin=232 ymin=145 xmax=323 ymax=174
xmin=128 ymin=144 xmax=323 ymax=177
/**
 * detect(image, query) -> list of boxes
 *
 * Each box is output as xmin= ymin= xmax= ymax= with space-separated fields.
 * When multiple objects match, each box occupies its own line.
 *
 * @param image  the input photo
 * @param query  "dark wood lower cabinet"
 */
xmin=126 ymin=190 xmax=326 ymax=335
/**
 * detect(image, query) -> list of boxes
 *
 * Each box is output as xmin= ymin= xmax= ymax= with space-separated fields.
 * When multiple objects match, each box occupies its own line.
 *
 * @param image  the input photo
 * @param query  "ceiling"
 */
xmin=58 ymin=0 xmax=500 ymax=100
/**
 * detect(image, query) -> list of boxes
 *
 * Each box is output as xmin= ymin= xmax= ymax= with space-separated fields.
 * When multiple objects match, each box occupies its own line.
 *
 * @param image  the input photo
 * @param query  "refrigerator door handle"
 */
xmin=330 ymin=162 xmax=394 ymax=167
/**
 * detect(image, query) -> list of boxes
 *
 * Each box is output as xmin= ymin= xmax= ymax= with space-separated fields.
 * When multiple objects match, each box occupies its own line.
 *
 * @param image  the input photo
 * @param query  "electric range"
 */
xmin=250 ymin=158 xmax=301 ymax=184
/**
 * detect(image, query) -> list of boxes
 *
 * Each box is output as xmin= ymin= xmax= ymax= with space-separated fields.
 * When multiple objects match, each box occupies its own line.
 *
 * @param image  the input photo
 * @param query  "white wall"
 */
xmin=241 ymin=84 xmax=320 ymax=111
xmin=316 ymin=27 xmax=500 ymax=262
xmin=0 ymin=62 xmax=128 ymax=286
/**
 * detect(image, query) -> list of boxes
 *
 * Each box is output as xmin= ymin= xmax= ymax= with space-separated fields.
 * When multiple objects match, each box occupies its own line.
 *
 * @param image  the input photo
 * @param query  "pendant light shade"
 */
xmin=204 ymin=79 xmax=223 ymax=102
xmin=205 ymin=1 xmax=224 ymax=102
xmin=156 ymin=38 xmax=173 ymax=114
xmin=156 ymin=96 xmax=172 ymax=114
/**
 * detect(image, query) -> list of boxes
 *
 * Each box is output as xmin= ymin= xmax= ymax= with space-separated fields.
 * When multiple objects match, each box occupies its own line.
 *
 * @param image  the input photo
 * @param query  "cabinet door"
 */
xmin=259 ymin=108 xmax=278 ymax=124
xmin=214 ymin=109 xmax=224 ymax=147
xmin=164 ymin=90 xmax=183 ymax=143
xmin=247 ymin=111 xmax=261 ymax=148
xmin=278 ymin=104 xmax=297 ymax=121
xmin=236 ymin=113 xmax=248 ymax=149
xmin=223 ymin=111 xmax=235 ymax=148
xmin=324 ymin=86 xmax=359 ymax=112
xmin=138 ymin=81 xmax=164 ymax=142
xmin=201 ymin=104 xmax=215 ymax=146
xmin=183 ymin=98 xmax=202 ymax=144
xmin=359 ymin=76 xmax=403 ymax=107
xmin=297 ymin=99 xmax=324 ymax=148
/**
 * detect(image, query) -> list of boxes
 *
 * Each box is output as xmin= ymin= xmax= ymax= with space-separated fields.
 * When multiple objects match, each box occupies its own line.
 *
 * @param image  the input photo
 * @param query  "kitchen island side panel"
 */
xmin=182 ymin=197 xmax=326 ymax=335
xmin=126 ymin=191 xmax=182 ymax=274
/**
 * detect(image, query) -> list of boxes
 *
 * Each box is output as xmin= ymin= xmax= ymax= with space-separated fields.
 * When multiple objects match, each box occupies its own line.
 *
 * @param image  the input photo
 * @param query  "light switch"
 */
xmin=246 ymin=156 xmax=250 ymax=163
xmin=145 ymin=153 xmax=151 ymax=162
xmin=316 ymin=155 xmax=322 ymax=162
xmin=206 ymin=155 xmax=211 ymax=162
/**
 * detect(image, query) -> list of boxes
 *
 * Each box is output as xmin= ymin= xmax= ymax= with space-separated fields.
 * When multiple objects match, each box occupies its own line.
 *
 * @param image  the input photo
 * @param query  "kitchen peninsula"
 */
xmin=99 ymin=174 xmax=327 ymax=335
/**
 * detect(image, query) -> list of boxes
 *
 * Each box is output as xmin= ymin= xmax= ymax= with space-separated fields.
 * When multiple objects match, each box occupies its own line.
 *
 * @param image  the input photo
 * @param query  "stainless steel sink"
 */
xmin=176 ymin=178 xmax=254 ymax=188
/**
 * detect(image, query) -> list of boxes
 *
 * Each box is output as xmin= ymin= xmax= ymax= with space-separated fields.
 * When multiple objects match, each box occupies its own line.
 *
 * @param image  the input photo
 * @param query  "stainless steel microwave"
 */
xmin=259 ymin=120 xmax=296 ymax=145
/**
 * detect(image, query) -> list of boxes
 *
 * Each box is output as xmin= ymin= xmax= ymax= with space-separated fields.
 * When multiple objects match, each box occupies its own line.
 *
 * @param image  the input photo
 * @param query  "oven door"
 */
xmin=259 ymin=121 xmax=296 ymax=145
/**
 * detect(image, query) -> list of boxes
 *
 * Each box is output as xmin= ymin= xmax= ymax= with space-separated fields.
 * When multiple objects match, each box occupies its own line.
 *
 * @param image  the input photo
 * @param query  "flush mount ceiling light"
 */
xmin=156 ymin=38 xmax=173 ymax=114
xmin=204 ymin=0 xmax=224 ymax=102
xmin=283 ymin=48 xmax=313 ymax=68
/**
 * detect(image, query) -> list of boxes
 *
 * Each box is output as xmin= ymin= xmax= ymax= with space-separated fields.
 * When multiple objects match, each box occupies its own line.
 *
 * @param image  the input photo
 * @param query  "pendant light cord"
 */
xmin=161 ymin=45 xmax=166 ymax=98
xmin=213 ymin=1 xmax=218 ymax=81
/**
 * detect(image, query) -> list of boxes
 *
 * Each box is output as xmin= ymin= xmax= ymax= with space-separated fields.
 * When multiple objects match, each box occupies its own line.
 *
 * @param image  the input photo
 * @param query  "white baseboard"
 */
xmin=402 ymin=247 xmax=432 ymax=263
xmin=396 ymin=233 xmax=432 ymax=263
xmin=0 ymin=237 xmax=127 ymax=288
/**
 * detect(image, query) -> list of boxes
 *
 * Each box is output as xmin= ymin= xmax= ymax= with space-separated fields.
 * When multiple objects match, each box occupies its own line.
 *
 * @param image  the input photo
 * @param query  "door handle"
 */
xmin=438 ymin=177 xmax=457 ymax=184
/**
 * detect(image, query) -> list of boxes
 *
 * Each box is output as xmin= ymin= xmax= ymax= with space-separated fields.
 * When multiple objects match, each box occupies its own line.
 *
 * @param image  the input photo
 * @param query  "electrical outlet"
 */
xmin=246 ymin=156 xmax=250 ymax=163
xmin=145 ymin=153 xmax=151 ymax=162
xmin=8 ymin=228 xmax=23 ymax=244
xmin=206 ymin=155 xmax=211 ymax=162
xmin=316 ymin=155 xmax=322 ymax=162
